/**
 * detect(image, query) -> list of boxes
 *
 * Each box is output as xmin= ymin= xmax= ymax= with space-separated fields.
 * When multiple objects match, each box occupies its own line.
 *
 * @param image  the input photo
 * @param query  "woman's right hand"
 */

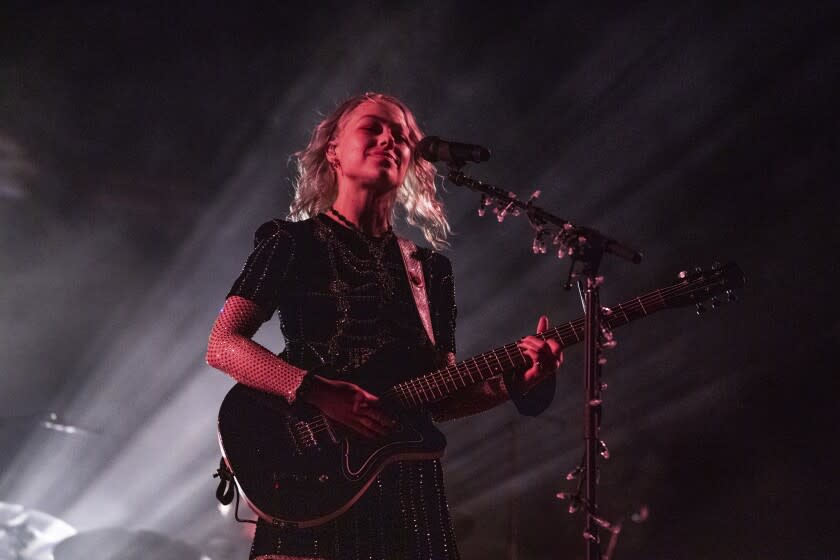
xmin=301 ymin=376 xmax=396 ymax=439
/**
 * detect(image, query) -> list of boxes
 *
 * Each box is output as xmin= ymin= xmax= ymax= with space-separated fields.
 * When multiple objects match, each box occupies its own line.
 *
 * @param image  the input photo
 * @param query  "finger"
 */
xmin=361 ymin=390 xmax=380 ymax=403
xmin=536 ymin=315 xmax=548 ymax=333
xmin=518 ymin=337 xmax=543 ymax=351
xmin=357 ymin=415 xmax=389 ymax=437
xmin=340 ymin=415 xmax=378 ymax=439
xmin=519 ymin=341 xmax=542 ymax=356
xmin=353 ymin=423 xmax=380 ymax=439
xmin=352 ymin=398 xmax=366 ymax=414
xmin=365 ymin=408 xmax=397 ymax=429
xmin=546 ymin=341 xmax=563 ymax=360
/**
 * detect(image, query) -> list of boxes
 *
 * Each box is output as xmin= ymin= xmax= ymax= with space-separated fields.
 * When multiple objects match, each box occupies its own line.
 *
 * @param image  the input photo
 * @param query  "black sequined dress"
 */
xmin=226 ymin=214 xmax=460 ymax=560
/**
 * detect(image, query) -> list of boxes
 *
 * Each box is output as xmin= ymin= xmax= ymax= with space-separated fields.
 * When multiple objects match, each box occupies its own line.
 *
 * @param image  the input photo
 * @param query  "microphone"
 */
xmin=416 ymin=136 xmax=491 ymax=164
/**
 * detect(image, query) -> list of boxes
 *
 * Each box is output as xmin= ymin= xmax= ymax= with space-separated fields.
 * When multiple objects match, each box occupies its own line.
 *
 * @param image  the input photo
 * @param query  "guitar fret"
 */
xmin=425 ymin=376 xmax=434 ymax=401
xmin=479 ymin=354 xmax=491 ymax=379
xmin=454 ymin=361 xmax=466 ymax=387
xmin=413 ymin=378 xmax=426 ymax=404
xmin=654 ymin=289 xmax=667 ymax=310
xmin=466 ymin=358 xmax=477 ymax=383
xmin=425 ymin=374 xmax=438 ymax=400
xmin=501 ymin=345 xmax=515 ymax=369
xmin=447 ymin=365 xmax=459 ymax=389
xmin=396 ymin=384 xmax=408 ymax=407
xmin=438 ymin=369 xmax=450 ymax=394
xmin=619 ymin=304 xmax=630 ymax=324
xmin=491 ymin=350 xmax=505 ymax=374
xmin=482 ymin=352 xmax=498 ymax=377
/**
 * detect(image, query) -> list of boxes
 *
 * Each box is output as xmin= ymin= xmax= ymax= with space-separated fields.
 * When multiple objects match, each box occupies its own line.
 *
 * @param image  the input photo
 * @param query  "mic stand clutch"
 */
xmin=446 ymin=163 xmax=641 ymax=560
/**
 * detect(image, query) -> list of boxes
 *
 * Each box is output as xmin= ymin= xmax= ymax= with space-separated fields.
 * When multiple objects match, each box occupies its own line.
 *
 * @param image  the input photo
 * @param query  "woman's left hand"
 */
xmin=517 ymin=315 xmax=563 ymax=392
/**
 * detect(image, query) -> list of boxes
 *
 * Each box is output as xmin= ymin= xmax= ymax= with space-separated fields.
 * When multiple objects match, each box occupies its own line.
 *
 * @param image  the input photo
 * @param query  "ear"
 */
xmin=326 ymin=141 xmax=338 ymax=164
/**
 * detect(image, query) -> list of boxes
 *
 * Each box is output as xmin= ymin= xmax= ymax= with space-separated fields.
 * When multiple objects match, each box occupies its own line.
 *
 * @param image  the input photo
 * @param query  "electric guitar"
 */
xmin=217 ymin=263 xmax=744 ymax=527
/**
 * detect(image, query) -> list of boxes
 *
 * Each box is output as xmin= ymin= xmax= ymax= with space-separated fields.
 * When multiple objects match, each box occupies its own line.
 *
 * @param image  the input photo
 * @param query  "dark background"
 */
xmin=1 ymin=2 xmax=838 ymax=559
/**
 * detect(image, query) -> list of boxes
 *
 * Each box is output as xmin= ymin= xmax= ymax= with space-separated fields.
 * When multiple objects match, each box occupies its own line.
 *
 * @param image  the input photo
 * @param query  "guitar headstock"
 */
xmin=664 ymin=262 xmax=745 ymax=314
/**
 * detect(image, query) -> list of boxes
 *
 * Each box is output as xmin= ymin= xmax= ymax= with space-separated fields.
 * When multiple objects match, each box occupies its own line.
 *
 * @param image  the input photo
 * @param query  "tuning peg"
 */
xmin=590 ymin=513 xmax=615 ymax=531
xmin=694 ymin=266 xmax=703 ymax=274
xmin=678 ymin=270 xmax=688 ymax=279
xmin=631 ymin=505 xmax=650 ymax=523
xmin=477 ymin=194 xmax=489 ymax=217
xmin=583 ymin=529 xmax=600 ymax=543
xmin=599 ymin=439 xmax=610 ymax=459
xmin=712 ymin=261 xmax=722 ymax=271
xmin=726 ymin=289 xmax=738 ymax=303
xmin=566 ymin=465 xmax=583 ymax=480
xmin=695 ymin=302 xmax=706 ymax=315
xmin=569 ymin=497 xmax=581 ymax=514
xmin=532 ymin=231 xmax=548 ymax=254
xmin=495 ymin=200 xmax=517 ymax=222
xmin=710 ymin=297 xmax=721 ymax=309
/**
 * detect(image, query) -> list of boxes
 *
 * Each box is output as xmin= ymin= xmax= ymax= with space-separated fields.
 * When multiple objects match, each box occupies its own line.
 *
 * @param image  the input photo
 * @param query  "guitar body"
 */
xmin=217 ymin=343 xmax=447 ymax=528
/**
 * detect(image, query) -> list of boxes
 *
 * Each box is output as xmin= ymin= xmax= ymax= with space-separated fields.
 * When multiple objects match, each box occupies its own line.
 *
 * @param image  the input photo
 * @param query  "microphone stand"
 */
xmin=445 ymin=163 xmax=641 ymax=560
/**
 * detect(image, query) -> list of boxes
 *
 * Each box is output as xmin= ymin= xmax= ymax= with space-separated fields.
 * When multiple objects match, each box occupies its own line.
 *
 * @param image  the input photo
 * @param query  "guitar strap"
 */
xmin=397 ymin=237 xmax=436 ymax=347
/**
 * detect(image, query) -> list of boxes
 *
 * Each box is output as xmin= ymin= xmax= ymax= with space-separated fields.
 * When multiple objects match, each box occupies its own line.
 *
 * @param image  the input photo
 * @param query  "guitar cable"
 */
xmin=213 ymin=458 xmax=257 ymax=524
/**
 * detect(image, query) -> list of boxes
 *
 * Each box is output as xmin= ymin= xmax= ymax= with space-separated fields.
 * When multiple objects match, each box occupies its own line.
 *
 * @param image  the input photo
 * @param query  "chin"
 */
xmin=363 ymin=172 xmax=402 ymax=193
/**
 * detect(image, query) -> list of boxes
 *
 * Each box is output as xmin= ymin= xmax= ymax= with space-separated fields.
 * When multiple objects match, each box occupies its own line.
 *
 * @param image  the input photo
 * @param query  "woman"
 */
xmin=206 ymin=92 xmax=562 ymax=560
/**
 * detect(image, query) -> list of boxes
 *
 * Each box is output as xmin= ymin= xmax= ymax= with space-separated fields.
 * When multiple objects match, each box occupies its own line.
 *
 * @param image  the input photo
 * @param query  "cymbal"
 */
xmin=0 ymin=412 xmax=99 ymax=437
xmin=0 ymin=501 xmax=77 ymax=560
xmin=53 ymin=528 xmax=204 ymax=560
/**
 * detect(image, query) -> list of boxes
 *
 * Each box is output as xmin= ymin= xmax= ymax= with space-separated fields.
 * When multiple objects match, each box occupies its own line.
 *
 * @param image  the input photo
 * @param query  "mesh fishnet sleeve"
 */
xmin=206 ymin=295 xmax=307 ymax=404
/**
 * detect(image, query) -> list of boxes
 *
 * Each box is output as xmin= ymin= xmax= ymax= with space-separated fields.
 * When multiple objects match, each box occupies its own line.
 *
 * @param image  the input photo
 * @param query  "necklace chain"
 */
xmin=328 ymin=206 xmax=392 ymax=237
xmin=326 ymin=207 xmax=395 ymax=301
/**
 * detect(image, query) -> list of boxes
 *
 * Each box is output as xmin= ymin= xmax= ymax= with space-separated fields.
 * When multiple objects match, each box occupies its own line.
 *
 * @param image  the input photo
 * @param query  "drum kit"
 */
xmin=0 ymin=412 xmax=210 ymax=560
xmin=0 ymin=502 xmax=208 ymax=560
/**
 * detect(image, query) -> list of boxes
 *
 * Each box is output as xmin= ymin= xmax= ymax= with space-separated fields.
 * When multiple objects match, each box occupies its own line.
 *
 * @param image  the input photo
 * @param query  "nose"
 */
xmin=377 ymin=130 xmax=395 ymax=148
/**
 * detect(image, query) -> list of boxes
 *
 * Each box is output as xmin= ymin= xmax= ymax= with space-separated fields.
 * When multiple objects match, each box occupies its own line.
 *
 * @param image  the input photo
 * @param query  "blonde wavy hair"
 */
xmin=289 ymin=92 xmax=450 ymax=250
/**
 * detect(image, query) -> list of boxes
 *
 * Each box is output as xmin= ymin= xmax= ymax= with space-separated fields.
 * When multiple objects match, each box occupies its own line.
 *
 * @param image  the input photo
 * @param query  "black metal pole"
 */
xmin=582 ymin=276 xmax=601 ymax=560
xmin=443 ymin=164 xmax=641 ymax=559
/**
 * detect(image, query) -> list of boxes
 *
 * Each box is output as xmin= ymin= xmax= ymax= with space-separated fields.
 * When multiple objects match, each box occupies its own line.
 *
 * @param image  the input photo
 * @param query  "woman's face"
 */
xmin=329 ymin=100 xmax=413 ymax=193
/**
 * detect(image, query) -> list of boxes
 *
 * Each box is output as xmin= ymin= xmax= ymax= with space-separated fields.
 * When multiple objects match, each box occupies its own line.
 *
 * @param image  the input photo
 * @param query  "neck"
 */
xmin=331 ymin=187 xmax=395 ymax=236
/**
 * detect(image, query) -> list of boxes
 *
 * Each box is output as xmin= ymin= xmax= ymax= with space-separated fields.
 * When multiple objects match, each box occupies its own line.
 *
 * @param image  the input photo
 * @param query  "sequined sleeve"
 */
xmin=226 ymin=219 xmax=295 ymax=318
xmin=428 ymin=252 xmax=456 ymax=356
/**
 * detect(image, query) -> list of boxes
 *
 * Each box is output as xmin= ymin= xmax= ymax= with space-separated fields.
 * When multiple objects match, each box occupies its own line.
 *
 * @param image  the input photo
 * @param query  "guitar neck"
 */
xmin=388 ymin=288 xmax=668 ymax=408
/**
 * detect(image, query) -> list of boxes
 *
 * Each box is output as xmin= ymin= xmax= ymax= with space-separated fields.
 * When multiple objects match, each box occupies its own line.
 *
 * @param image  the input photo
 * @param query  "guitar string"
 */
xmin=301 ymin=277 xmax=731 ymax=435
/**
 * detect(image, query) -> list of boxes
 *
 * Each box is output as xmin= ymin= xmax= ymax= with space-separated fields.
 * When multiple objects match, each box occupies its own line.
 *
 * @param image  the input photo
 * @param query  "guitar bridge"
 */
xmin=293 ymin=420 xmax=318 ymax=450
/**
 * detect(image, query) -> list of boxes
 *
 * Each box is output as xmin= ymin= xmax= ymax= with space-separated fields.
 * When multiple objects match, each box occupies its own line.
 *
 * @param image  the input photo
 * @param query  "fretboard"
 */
xmin=386 ymin=287 xmax=669 ymax=409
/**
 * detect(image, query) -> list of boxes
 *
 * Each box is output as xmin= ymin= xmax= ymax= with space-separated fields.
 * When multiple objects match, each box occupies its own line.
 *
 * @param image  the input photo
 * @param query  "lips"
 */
xmin=370 ymin=151 xmax=399 ymax=164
